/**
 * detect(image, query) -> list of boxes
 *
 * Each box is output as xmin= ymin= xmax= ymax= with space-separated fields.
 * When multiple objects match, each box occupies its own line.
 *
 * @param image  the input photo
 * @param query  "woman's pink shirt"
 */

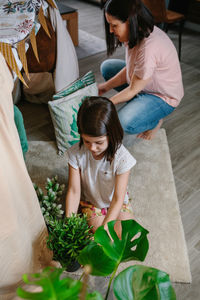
xmin=125 ymin=26 xmax=184 ymax=107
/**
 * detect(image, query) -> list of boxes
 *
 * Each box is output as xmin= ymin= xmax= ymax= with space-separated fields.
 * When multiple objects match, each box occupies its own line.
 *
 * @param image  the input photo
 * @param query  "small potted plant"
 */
xmin=47 ymin=213 xmax=93 ymax=272
xmin=34 ymin=175 xmax=65 ymax=227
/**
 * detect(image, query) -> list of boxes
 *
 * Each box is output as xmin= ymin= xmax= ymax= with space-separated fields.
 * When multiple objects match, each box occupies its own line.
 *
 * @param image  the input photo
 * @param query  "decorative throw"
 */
xmin=0 ymin=0 xmax=56 ymax=85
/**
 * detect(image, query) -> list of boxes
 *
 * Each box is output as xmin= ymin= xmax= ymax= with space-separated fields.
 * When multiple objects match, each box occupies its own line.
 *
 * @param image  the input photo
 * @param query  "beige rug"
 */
xmin=25 ymin=129 xmax=191 ymax=283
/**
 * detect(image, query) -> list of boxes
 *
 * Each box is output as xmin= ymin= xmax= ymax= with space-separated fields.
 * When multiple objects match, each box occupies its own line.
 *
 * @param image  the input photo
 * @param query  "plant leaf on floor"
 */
xmin=113 ymin=265 xmax=176 ymax=300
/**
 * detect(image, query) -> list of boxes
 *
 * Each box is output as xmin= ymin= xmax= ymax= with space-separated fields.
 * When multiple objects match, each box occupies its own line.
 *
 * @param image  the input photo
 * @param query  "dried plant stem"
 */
xmin=80 ymin=265 xmax=92 ymax=300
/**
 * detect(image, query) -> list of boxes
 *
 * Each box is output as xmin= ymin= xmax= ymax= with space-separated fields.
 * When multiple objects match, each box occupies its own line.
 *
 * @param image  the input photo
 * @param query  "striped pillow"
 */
xmin=52 ymin=71 xmax=95 ymax=100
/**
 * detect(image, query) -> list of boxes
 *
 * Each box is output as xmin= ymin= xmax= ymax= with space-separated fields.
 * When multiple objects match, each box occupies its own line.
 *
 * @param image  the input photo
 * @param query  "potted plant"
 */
xmin=47 ymin=213 xmax=93 ymax=272
xmin=17 ymin=219 xmax=176 ymax=300
xmin=17 ymin=266 xmax=103 ymax=300
xmin=78 ymin=219 xmax=176 ymax=300
xmin=34 ymin=175 xmax=65 ymax=226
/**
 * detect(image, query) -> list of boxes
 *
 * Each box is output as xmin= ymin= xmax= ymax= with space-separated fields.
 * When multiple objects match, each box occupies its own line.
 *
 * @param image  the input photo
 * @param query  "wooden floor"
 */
xmin=18 ymin=0 xmax=200 ymax=298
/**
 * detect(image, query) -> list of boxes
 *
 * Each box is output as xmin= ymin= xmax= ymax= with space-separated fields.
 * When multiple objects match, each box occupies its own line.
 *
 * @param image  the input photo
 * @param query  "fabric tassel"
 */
xmin=46 ymin=0 xmax=57 ymax=9
xmin=30 ymin=26 xmax=40 ymax=63
xmin=17 ymin=40 xmax=30 ymax=80
xmin=0 ymin=42 xmax=27 ymax=87
xmin=38 ymin=6 xmax=51 ymax=38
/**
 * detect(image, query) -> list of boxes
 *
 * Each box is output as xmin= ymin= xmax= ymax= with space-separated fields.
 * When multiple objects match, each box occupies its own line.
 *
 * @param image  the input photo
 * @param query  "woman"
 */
xmin=99 ymin=0 xmax=184 ymax=140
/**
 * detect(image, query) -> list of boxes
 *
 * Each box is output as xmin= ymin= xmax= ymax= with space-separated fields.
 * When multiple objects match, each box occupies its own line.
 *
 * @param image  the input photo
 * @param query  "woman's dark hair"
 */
xmin=77 ymin=96 xmax=123 ymax=162
xmin=103 ymin=0 xmax=154 ymax=55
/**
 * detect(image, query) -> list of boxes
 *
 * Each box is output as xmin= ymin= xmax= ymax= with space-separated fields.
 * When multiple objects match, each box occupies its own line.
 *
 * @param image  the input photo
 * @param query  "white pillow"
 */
xmin=48 ymin=81 xmax=98 ymax=155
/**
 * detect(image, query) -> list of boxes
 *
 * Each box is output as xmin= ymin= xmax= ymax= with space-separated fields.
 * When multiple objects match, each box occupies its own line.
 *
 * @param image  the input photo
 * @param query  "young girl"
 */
xmin=65 ymin=96 xmax=136 ymax=235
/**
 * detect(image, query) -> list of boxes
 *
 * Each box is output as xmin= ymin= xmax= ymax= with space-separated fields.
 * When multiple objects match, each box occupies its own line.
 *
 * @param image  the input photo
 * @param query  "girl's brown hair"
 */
xmin=77 ymin=96 xmax=123 ymax=161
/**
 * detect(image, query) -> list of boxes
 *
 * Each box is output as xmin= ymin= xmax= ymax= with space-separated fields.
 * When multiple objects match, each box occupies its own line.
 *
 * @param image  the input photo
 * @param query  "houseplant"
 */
xmin=17 ymin=265 xmax=175 ymax=300
xmin=47 ymin=213 xmax=93 ymax=272
xmin=34 ymin=175 xmax=65 ymax=226
xmin=17 ymin=219 xmax=176 ymax=299
xmin=17 ymin=266 xmax=103 ymax=300
xmin=78 ymin=219 xmax=150 ymax=299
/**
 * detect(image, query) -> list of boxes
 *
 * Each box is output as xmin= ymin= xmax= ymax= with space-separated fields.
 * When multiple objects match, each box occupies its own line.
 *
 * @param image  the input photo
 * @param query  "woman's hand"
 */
xmin=98 ymin=82 xmax=110 ymax=96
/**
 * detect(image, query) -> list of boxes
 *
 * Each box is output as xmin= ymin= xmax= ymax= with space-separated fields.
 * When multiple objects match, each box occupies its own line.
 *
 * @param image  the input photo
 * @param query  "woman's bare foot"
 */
xmin=137 ymin=119 xmax=163 ymax=140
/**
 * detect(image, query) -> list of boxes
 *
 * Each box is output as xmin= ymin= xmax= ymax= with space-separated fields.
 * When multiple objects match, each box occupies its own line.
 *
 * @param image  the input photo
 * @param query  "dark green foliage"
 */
xmin=78 ymin=219 xmax=149 ymax=276
xmin=78 ymin=241 xmax=116 ymax=276
xmin=113 ymin=265 xmax=176 ymax=300
xmin=17 ymin=267 xmax=103 ymax=300
xmin=34 ymin=176 xmax=65 ymax=225
xmin=78 ymin=220 xmax=175 ymax=300
xmin=47 ymin=214 xmax=93 ymax=269
xmin=17 ymin=219 xmax=176 ymax=300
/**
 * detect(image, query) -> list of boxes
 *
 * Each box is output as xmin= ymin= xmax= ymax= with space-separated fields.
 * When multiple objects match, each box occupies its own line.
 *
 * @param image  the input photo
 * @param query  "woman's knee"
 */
xmin=118 ymin=109 xmax=159 ymax=134
xmin=100 ymin=59 xmax=125 ymax=81
xmin=118 ymin=109 xmax=136 ymax=133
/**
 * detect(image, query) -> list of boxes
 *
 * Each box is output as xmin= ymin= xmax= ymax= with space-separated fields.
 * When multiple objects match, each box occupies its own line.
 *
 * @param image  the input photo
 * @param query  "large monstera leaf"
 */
xmin=17 ymin=267 xmax=103 ymax=300
xmin=86 ymin=291 xmax=104 ymax=300
xmin=78 ymin=219 xmax=149 ymax=276
xmin=78 ymin=241 xmax=116 ymax=276
xmin=113 ymin=265 xmax=176 ymax=300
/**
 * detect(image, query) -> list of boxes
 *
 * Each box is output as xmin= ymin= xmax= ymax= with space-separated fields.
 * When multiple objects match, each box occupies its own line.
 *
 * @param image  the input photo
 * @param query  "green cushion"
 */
xmin=14 ymin=105 xmax=28 ymax=156
xmin=48 ymin=71 xmax=98 ymax=155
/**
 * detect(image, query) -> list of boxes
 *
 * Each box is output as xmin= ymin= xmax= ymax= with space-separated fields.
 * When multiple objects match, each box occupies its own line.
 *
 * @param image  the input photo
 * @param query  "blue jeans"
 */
xmin=100 ymin=59 xmax=175 ymax=134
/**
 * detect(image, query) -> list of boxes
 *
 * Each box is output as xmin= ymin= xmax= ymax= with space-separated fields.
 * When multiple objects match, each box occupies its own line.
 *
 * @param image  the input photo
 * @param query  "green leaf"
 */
xmin=47 ymin=215 xmax=93 ymax=267
xmin=17 ymin=267 xmax=82 ymax=300
xmin=113 ymin=265 xmax=176 ymax=300
xmin=78 ymin=241 xmax=116 ymax=276
xmin=86 ymin=291 xmax=104 ymax=300
xmin=95 ymin=219 xmax=149 ymax=263
xmin=79 ymin=220 xmax=149 ymax=277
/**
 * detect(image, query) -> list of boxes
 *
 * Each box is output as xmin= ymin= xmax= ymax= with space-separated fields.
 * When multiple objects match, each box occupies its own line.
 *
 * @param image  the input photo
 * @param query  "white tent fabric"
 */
xmin=0 ymin=52 xmax=52 ymax=299
xmin=49 ymin=6 xmax=79 ymax=93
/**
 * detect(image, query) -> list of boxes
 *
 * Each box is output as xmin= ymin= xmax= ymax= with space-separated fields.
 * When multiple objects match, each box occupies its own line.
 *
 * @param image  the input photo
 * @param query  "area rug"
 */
xmin=25 ymin=129 xmax=191 ymax=283
xmin=75 ymin=29 xmax=106 ymax=59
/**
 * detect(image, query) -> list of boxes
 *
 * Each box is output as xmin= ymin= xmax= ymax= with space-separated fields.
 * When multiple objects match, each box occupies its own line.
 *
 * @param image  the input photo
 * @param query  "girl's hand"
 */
xmin=103 ymin=223 xmax=108 ymax=232
xmin=98 ymin=82 xmax=109 ymax=96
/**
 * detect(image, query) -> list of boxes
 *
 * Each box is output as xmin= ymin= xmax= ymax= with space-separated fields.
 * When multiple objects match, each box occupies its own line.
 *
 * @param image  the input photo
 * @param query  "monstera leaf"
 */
xmin=78 ymin=241 xmax=116 ymax=276
xmin=86 ymin=291 xmax=104 ymax=300
xmin=78 ymin=219 xmax=149 ymax=276
xmin=113 ymin=265 xmax=176 ymax=300
xmin=17 ymin=266 xmax=102 ymax=300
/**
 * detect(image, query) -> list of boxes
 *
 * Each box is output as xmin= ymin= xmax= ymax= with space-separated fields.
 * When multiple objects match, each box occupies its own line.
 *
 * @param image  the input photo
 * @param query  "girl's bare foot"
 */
xmin=137 ymin=119 xmax=163 ymax=140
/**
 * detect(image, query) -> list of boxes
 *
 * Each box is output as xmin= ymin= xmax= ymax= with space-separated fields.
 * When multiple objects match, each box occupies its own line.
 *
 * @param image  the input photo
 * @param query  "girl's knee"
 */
xmin=88 ymin=216 xmax=105 ymax=232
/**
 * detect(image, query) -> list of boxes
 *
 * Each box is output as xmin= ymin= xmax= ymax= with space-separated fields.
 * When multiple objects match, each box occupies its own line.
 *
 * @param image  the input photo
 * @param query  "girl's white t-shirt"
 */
xmin=67 ymin=143 xmax=136 ymax=208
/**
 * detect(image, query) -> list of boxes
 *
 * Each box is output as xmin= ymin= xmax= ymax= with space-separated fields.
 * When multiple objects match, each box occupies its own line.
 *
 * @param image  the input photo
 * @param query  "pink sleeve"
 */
xmin=134 ymin=41 xmax=156 ymax=80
